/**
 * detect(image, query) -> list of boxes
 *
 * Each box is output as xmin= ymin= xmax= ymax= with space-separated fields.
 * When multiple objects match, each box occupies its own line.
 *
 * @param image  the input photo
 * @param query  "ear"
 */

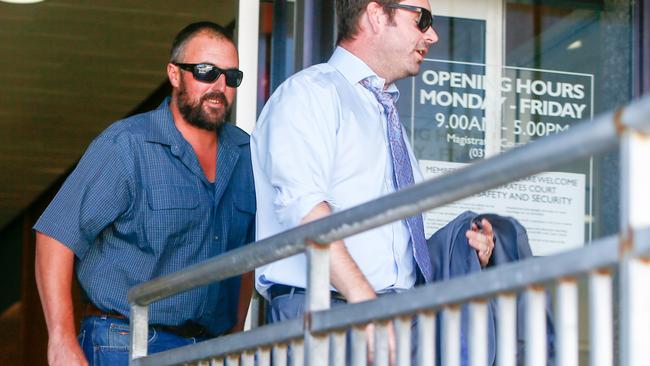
xmin=364 ymin=1 xmax=388 ymax=33
xmin=167 ymin=63 xmax=181 ymax=88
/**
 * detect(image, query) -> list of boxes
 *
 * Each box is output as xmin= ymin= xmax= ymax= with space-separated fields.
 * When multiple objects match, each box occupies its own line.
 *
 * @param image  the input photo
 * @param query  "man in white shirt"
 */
xmin=251 ymin=0 xmax=495 ymax=353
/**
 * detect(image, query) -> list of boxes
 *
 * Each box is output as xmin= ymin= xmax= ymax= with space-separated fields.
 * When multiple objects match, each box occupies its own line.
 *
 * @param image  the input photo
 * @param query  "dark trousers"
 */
xmin=267 ymin=289 xmax=420 ymax=365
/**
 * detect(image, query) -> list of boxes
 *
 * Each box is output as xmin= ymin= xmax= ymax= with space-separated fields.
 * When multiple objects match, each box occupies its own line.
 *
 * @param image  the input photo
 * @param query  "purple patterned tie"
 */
xmin=360 ymin=78 xmax=433 ymax=283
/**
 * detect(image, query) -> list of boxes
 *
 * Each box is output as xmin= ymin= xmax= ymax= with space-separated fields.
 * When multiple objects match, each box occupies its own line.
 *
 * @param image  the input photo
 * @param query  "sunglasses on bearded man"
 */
xmin=386 ymin=3 xmax=434 ymax=33
xmin=173 ymin=62 xmax=244 ymax=88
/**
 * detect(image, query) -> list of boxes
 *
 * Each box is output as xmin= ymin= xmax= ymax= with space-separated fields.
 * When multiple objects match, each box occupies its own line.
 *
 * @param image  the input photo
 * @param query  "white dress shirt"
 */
xmin=251 ymin=46 xmax=424 ymax=298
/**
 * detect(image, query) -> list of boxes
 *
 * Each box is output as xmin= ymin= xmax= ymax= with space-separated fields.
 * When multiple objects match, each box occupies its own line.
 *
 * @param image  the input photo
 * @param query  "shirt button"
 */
xmin=214 ymin=235 xmax=219 ymax=240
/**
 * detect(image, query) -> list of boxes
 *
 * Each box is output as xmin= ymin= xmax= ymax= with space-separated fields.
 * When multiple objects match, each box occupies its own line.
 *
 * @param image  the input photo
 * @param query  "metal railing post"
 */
xmin=619 ymin=112 xmax=650 ymax=366
xmin=395 ymin=316 xmax=412 ymax=366
xmin=443 ymin=305 xmax=461 ymax=366
xmin=330 ymin=330 xmax=346 ymax=366
xmin=258 ymin=347 xmax=271 ymax=366
xmin=290 ymin=339 xmax=304 ymax=366
xmin=226 ymin=354 xmax=239 ymax=366
xmin=590 ymin=270 xmax=613 ymax=366
xmin=556 ymin=278 xmax=579 ymax=366
xmin=351 ymin=326 xmax=367 ymax=366
xmin=620 ymin=259 xmax=650 ymax=365
xmin=374 ymin=321 xmax=390 ymax=366
xmin=130 ymin=304 xmax=149 ymax=362
xmin=525 ymin=286 xmax=546 ymax=366
xmin=305 ymin=242 xmax=330 ymax=366
xmin=497 ymin=294 xmax=516 ymax=366
xmin=241 ymin=351 xmax=255 ymax=366
xmin=273 ymin=344 xmax=288 ymax=366
xmin=417 ymin=311 xmax=435 ymax=366
xmin=469 ymin=301 xmax=488 ymax=366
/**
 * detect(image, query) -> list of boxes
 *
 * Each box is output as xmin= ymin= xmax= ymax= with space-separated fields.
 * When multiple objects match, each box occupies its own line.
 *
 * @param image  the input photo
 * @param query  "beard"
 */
xmin=176 ymin=81 xmax=230 ymax=132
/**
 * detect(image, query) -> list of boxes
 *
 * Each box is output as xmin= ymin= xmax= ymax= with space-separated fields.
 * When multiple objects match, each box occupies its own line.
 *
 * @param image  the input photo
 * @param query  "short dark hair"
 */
xmin=336 ymin=0 xmax=398 ymax=44
xmin=170 ymin=21 xmax=234 ymax=62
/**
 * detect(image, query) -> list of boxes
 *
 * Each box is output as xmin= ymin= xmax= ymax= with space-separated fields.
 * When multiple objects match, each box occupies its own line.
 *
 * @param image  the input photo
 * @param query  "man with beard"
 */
xmin=34 ymin=22 xmax=255 ymax=366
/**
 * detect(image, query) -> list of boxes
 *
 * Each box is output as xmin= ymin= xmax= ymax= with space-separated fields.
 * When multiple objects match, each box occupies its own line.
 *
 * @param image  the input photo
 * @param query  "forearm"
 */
xmin=35 ymin=232 xmax=78 ymax=340
xmin=229 ymin=271 xmax=254 ymax=333
xmin=329 ymin=240 xmax=377 ymax=303
xmin=301 ymin=202 xmax=376 ymax=303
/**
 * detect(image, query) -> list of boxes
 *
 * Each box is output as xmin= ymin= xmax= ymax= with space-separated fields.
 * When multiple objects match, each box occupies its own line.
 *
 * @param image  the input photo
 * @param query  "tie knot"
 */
xmin=360 ymin=78 xmax=396 ymax=110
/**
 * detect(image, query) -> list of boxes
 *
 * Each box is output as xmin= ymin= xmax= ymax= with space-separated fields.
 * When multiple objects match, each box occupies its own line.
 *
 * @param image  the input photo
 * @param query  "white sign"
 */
xmin=420 ymin=160 xmax=586 ymax=256
xmin=399 ymin=60 xmax=595 ymax=255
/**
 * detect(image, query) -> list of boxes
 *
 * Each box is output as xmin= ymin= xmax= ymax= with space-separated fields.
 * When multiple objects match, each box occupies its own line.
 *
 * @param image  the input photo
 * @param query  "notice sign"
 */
xmin=420 ymin=161 xmax=586 ymax=256
xmin=399 ymin=60 xmax=594 ymax=162
xmin=396 ymin=60 xmax=594 ymax=256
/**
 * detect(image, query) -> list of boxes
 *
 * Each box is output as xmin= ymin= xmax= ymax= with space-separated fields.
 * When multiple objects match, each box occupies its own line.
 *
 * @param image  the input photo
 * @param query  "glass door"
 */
xmin=398 ymin=0 xmax=633 ymax=260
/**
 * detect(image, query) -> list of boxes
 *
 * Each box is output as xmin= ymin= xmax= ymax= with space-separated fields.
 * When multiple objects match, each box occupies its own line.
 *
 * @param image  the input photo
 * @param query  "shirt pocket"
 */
xmin=145 ymin=184 xmax=202 ymax=250
xmin=148 ymin=184 xmax=199 ymax=210
xmin=227 ymin=192 xmax=255 ymax=248
xmin=233 ymin=193 xmax=255 ymax=215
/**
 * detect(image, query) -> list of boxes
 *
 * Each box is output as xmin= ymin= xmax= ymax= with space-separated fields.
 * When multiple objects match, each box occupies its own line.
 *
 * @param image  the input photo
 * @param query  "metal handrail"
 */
xmin=128 ymin=95 xmax=650 ymax=365
xmin=131 ymin=228 xmax=650 ymax=366
xmin=311 ymin=231 xmax=647 ymax=333
xmin=134 ymin=319 xmax=303 ymax=366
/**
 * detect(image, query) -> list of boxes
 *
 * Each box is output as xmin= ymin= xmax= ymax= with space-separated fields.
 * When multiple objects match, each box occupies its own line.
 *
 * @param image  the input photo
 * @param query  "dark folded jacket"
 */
xmin=427 ymin=210 xmax=555 ymax=366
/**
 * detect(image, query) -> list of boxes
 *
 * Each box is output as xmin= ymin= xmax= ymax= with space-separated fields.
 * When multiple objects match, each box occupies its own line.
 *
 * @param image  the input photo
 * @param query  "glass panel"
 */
xmin=257 ymin=0 xmax=296 ymax=113
xmin=398 ymin=0 xmax=633 ymax=257
xmin=505 ymin=0 xmax=633 ymax=246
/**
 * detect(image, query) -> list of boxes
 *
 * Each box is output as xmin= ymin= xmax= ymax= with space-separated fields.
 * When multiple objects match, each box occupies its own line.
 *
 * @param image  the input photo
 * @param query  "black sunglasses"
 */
xmin=386 ymin=3 xmax=434 ymax=32
xmin=173 ymin=62 xmax=243 ymax=87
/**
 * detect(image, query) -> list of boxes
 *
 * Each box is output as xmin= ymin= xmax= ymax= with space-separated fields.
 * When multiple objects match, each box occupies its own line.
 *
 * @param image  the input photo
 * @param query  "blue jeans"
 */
xmin=78 ymin=316 xmax=205 ymax=366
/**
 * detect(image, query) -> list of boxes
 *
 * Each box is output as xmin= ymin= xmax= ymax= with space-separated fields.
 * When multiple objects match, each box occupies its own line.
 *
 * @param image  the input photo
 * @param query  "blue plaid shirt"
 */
xmin=34 ymin=99 xmax=255 ymax=336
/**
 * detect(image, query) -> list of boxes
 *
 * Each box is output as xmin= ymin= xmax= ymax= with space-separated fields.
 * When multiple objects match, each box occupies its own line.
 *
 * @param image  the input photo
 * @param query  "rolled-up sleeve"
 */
xmin=34 ymin=131 xmax=135 ymax=259
xmin=253 ymin=74 xmax=339 ymax=228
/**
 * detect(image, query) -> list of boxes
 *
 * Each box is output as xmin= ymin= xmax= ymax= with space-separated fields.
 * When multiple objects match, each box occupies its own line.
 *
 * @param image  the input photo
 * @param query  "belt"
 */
xmin=154 ymin=322 xmax=211 ymax=339
xmin=83 ymin=302 xmax=211 ymax=338
xmin=269 ymin=284 xmax=347 ymax=302
xmin=83 ymin=302 xmax=127 ymax=319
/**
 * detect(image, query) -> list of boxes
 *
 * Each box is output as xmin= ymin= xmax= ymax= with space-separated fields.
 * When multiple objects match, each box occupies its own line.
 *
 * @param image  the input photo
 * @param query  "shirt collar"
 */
xmin=328 ymin=46 xmax=400 ymax=98
xmin=145 ymin=97 xmax=183 ymax=146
